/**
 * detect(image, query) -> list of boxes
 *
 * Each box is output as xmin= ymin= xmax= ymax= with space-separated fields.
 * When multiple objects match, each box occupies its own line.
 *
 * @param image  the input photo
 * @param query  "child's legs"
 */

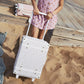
xmin=38 ymin=29 xmax=48 ymax=39
xmin=32 ymin=25 xmax=39 ymax=38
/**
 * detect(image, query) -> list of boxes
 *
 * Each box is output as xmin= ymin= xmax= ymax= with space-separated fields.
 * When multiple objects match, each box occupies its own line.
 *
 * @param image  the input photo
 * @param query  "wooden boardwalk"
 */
xmin=50 ymin=0 xmax=84 ymax=47
xmin=57 ymin=0 xmax=84 ymax=30
xmin=0 ymin=0 xmax=84 ymax=47
xmin=50 ymin=26 xmax=84 ymax=47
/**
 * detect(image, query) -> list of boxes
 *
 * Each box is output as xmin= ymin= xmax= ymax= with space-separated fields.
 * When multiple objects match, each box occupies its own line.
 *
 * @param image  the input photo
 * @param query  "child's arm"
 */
xmin=31 ymin=0 xmax=39 ymax=15
xmin=46 ymin=0 xmax=64 ymax=19
xmin=52 ymin=0 xmax=64 ymax=15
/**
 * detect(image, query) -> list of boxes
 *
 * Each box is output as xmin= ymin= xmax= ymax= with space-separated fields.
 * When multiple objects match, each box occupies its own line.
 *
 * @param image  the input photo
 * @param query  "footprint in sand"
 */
xmin=70 ymin=51 xmax=84 ymax=65
xmin=49 ymin=71 xmax=59 ymax=82
xmin=45 ymin=58 xmax=61 ymax=72
xmin=65 ymin=63 xmax=73 ymax=78
xmin=71 ymin=72 xmax=80 ymax=83
xmin=64 ymin=81 xmax=73 ymax=84
xmin=60 ymin=50 xmax=71 ymax=64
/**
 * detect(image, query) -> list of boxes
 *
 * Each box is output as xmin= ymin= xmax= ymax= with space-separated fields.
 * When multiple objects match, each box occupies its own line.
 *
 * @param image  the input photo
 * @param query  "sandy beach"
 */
xmin=0 ymin=0 xmax=84 ymax=84
xmin=0 ymin=22 xmax=83 ymax=84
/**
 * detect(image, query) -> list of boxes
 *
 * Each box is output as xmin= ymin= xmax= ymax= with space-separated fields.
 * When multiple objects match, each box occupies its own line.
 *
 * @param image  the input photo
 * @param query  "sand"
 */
xmin=0 ymin=0 xmax=84 ymax=84
xmin=0 ymin=22 xmax=84 ymax=84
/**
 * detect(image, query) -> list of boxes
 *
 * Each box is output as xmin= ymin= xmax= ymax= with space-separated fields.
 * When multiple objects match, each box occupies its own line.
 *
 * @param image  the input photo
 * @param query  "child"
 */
xmin=31 ymin=0 xmax=64 ymax=39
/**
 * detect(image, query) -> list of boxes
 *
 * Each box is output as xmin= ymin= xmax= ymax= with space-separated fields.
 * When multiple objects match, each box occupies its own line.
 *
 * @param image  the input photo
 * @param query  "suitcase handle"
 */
xmin=26 ymin=12 xmax=49 ymax=40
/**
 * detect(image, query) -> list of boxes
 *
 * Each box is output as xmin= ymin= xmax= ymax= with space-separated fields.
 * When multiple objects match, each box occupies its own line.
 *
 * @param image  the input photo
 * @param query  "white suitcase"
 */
xmin=13 ymin=12 xmax=50 ymax=81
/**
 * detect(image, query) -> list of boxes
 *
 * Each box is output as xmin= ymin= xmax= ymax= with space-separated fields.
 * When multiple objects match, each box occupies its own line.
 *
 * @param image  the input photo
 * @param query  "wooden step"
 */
xmin=53 ymin=26 xmax=84 ymax=41
xmin=0 ymin=13 xmax=28 ymax=25
xmin=50 ymin=35 xmax=84 ymax=47
xmin=0 ymin=0 xmax=31 ymax=7
xmin=50 ymin=26 xmax=84 ymax=47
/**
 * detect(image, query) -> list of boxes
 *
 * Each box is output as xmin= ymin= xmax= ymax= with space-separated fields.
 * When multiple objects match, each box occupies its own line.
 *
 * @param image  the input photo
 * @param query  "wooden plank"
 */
xmin=57 ymin=0 xmax=84 ymax=31
xmin=50 ymin=36 xmax=84 ymax=47
xmin=0 ymin=13 xmax=27 ymax=25
xmin=53 ymin=26 xmax=84 ymax=41
xmin=0 ymin=0 xmax=15 ymax=7
xmin=0 ymin=0 xmax=31 ymax=7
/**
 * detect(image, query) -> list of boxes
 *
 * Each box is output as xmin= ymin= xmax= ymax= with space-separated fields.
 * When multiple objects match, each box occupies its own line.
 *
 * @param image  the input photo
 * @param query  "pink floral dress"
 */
xmin=31 ymin=0 xmax=60 ymax=30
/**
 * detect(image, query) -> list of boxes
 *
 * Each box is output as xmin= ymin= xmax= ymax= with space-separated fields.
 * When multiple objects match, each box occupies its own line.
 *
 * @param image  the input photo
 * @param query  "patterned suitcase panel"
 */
xmin=15 ymin=3 xmax=33 ymax=17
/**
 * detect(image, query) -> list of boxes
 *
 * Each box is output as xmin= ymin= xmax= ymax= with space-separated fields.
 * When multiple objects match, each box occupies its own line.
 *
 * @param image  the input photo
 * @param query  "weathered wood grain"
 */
xmin=0 ymin=0 xmax=31 ymax=7
xmin=57 ymin=0 xmax=84 ymax=31
xmin=0 ymin=13 xmax=27 ymax=25
xmin=51 ymin=0 xmax=84 ymax=47
xmin=50 ymin=36 xmax=84 ymax=47
xmin=53 ymin=26 xmax=84 ymax=41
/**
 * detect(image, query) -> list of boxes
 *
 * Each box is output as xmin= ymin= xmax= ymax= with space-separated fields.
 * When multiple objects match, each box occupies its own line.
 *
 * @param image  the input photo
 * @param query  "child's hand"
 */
xmin=33 ymin=8 xmax=40 ymax=15
xmin=45 ymin=12 xmax=53 ymax=20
